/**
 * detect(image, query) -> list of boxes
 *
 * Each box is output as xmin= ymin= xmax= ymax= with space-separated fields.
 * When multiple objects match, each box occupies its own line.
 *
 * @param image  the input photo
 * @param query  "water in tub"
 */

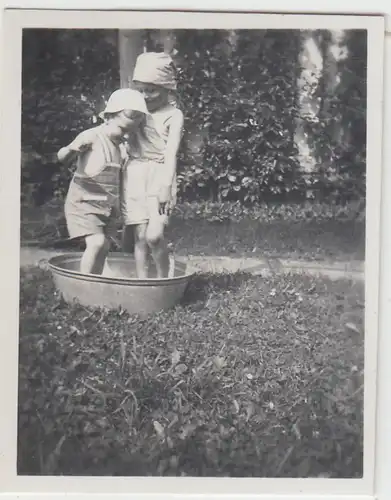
xmin=102 ymin=254 xmax=177 ymax=279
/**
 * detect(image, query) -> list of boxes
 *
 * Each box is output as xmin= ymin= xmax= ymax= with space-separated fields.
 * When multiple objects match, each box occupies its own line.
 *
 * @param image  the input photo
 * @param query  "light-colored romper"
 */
xmin=64 ymin=126 xmax=122 ymax=239
xmin=121 ymin=104 xmax=180 ymax=226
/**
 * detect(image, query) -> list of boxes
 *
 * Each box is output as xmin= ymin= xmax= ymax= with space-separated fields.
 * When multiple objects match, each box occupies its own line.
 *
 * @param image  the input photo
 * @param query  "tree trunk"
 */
xmin=295 ymin=30 xmax=350 ymax=199
xmin=322 ymin=30 xmax=349 ymax=144
xmin=295 ymin=31 xmax=324 ymax=171
xmin=118 ymin=30 xmax=145 ymax=88
xmin=294 ymin=30 xmax=325 ymax=198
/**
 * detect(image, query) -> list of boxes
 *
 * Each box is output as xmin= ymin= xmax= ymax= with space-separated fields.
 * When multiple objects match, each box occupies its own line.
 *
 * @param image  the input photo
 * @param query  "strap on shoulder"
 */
xmin=96 ymin=129 xmax=112 ymax=163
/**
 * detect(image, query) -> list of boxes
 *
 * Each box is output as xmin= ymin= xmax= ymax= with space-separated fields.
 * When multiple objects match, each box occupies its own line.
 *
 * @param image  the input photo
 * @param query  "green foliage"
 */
xmin=172 ymin=30 xmax=303 ymax=203
xmin=301 ymin=30 xmax=367 ymax=202
xmin=175 ymin=199 xmax=365 ymax=224
xmin=21 ymin=29 xmax=119 ymax=203
xmin=21 ymin=29 xmax=367 ymax=205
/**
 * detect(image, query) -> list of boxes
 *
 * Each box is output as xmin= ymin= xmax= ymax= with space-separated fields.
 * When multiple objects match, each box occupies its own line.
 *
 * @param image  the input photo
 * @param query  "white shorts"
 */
xmin=121 ymin=159 xmax=177 ymax=226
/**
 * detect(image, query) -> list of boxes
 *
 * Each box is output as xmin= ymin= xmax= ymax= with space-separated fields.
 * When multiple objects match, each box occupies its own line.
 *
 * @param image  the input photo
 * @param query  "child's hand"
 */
xmin=119 ymin=143 xmax=129 ymax=161
xmin=70 ymin=130 xmax=95 ymax=153
xmin=70 ymin=138 xmax=92 ymax=153
xmin=158 ymin=186 xmax=172 ymax=215
xmin=57 ymin=143 xmax=89 ymax=163
xmin=57 ymin=130 xmax=94 ymax=163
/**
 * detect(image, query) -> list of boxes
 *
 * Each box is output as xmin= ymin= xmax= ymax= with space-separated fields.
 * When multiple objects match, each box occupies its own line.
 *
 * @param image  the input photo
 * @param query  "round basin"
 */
xmin=47 ymin=252 xmax=195 ymax=316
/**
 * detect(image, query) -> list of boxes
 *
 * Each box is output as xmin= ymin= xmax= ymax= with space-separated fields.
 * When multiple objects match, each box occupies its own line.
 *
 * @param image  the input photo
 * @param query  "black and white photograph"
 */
xmin=0 ymin=8 xmax=384 ymax=494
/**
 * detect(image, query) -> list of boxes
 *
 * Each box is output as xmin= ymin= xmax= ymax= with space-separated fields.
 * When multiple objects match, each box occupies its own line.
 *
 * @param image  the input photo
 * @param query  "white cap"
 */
xmin=133 ymin=52 xmax=177 ymax=90
xmin=99 ymin=88 xmax=149 ymax=119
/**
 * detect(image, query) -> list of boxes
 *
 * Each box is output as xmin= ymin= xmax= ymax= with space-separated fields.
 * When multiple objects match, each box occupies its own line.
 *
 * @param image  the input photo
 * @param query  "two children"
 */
xmin=58 ymin=52 xmax=184 ymax=279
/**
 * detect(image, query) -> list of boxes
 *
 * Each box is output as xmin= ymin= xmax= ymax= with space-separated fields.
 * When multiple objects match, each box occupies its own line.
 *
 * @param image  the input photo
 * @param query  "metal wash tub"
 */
xmin=47 ymin=252 xmax=195 ymax=316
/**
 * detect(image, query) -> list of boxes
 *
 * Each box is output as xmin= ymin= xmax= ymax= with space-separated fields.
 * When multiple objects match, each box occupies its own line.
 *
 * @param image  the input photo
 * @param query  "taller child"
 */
xmin=121 ymin=52 xmax=184 ymax=278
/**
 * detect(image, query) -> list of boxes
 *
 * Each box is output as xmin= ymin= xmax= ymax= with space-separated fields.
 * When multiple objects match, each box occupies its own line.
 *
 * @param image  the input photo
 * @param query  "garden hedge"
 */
xmin=21 ymin=29 xmax=366 ymax=206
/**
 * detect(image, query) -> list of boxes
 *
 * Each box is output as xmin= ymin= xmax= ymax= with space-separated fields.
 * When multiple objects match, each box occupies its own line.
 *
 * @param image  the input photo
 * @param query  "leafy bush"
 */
xmin=21 ymin=29 xmax=119 ymax=204
xmin=174 ymin=199 xmax=365 ymax=224
xmin=21 ymin=29 xmax=367 ymax=205
xmin=301 ymin=30 xmax=367 ymax=202
xmin=171 ymin=30 xmax=303 ymax=203
xmin=150 ymin=29 xmax=366 ymax=203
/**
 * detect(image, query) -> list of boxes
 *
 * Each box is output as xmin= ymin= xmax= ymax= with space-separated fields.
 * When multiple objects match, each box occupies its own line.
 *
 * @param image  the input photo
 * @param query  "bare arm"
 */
xmin=57 ymin=129 xmax=95 ymax=163
xmin=158 ymin=110 xmax=184 ymax=213
xmin=57 ymin=146 xmax=78 ymax=164
xmin=163 ymin=110 xmax=184 ymax=187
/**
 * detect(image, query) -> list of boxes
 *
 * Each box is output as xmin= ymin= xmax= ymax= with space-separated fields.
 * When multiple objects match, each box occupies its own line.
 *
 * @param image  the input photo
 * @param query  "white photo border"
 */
xmin=0 ymin=5 xmax=387 ymax=500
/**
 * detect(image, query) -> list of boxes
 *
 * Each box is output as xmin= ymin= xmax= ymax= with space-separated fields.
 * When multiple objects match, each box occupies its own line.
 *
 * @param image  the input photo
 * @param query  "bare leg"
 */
xmin=133 ymin=223 xmax=149 ymax=279
xmin=146 ymin=218 xmax=169 ymax=278
xmin=80 ymin=233 xmax=110 ymax=275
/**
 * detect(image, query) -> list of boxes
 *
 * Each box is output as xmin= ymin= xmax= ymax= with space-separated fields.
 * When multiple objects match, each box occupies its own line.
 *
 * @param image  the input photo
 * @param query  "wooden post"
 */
xmin=118 ymin=30 xmax=145 ymax=88
xmin=147 ymin=29 xmax=176 ymax=55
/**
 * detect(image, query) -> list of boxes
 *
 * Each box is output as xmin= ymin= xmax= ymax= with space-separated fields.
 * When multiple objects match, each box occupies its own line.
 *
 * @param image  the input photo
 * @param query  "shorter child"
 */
xmin=57 ymin=89 xmax=149 ymax=275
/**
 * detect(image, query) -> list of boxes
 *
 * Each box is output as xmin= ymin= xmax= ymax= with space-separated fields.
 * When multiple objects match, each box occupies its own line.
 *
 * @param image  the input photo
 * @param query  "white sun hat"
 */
xmin=99 ymin=88 xmax=150 ymax=119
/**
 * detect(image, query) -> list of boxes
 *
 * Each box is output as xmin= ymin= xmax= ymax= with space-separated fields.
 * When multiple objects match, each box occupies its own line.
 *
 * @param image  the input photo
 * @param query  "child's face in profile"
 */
xmin=106 ymin=110 xmax=145 ymax=139
xmin=134 ymin=82 xmax=168 ymax=110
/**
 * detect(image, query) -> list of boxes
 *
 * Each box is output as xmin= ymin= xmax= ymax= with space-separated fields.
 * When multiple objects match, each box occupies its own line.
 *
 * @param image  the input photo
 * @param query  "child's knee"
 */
xmin=86 ymin=233 xmax=109 ymax=252
xmin=146 ymin=224 xmax=164 ymax=247
xmin=134 ymin=225 xmax=148 ymax=247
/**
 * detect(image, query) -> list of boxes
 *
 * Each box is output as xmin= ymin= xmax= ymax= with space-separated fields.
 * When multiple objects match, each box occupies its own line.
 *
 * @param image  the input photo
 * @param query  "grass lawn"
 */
xmin=18 ymin=267 xmax=364 ymax=478
xmin=20 ymin=199 xmax=365 ymax=262
xmin=168 ymin=217 xmax=364 ymax=261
